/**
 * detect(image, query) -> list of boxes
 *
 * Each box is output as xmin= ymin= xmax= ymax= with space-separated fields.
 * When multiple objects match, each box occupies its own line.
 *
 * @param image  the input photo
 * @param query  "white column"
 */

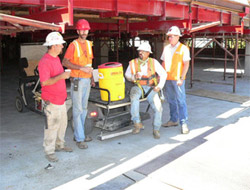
xmin=245 ymin=40 xmax=250 ymax=77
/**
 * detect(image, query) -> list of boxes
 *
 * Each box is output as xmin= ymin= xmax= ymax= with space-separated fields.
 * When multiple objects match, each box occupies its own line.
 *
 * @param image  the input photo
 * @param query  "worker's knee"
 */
xmin=130 ymin=86 xmax=141 ymax=100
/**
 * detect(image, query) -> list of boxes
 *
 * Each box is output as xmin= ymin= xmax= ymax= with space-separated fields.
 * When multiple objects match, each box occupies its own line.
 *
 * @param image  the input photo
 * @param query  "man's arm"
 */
xmin=154 ymin=60 xmax=167 ymax=91
xmin=62 ymin=58 xmax=93 ymax=74
xmin=125 ymin=65 xmax=135 ymax=82
xmin=41 ymin=71 xmax=70 ymax=86
xmin=181 ymin=61 xmax=189 ymax=80
xmin=177 ymin=60 xmax=189 ymax=86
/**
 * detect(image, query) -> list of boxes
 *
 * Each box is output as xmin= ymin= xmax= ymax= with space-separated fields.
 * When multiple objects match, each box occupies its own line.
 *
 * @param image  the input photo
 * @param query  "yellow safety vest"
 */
xmin=163 ymin=43 xmax=186 ymax=80
xmin=129 ymin=58 xmax=157 ymax=86
xmin=70 ymin=40 xmax=93 ymax=78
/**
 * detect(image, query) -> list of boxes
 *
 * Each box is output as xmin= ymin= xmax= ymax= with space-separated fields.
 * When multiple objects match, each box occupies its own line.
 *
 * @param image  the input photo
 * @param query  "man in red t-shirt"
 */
xmin=38 ymin=32 xmax=73 ymax=162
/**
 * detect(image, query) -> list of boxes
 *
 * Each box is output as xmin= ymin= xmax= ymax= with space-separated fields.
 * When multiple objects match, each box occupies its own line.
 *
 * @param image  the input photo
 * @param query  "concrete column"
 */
xmin=100 ymin=41 xmax=109 ymax=64
xmin=155 ymin=39 xmax=164 ymax=61
xmin=245 ymin=40 xmax=250 ymax=77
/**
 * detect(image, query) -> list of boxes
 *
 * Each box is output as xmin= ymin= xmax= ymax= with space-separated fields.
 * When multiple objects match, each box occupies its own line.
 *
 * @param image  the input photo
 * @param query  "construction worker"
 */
xmin=63 ymin=19 xmax=95 ymax=149
xmin=38 ymin=32 xmax=73 ymax=162
xmin=125 ymin=42 xmax=167 ymax=139
xmin=161 ymin=26 xmax=190 ymax=134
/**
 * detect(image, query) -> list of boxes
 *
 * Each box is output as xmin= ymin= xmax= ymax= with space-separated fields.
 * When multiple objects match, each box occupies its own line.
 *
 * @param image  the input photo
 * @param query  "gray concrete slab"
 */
xmin=1 ymin=62 xmax=250 ymax=190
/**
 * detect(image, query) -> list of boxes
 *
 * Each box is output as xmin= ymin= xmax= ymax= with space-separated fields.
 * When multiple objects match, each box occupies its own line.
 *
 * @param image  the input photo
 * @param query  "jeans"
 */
xmin=164 ymin=80 xmax=188 ymax=125
xmin=130 ymin=85 xmax=162 ymax=130
xmin=71 ymin=78 xmax=91 ymax=142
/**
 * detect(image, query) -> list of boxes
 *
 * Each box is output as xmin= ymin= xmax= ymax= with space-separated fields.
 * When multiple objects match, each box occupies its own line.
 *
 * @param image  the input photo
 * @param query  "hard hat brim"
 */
xmin=43 ymin=40 xmax=66 ymax=46
xmin=137 ymin=47 xmax=152 ymax=54
xmin=167 ymin=32 xmax=182 ymax=37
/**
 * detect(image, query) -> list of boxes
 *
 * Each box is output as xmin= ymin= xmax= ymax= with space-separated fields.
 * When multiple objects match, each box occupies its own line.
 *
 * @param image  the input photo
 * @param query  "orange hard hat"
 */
xmin=76 ymin=19 xmax=90 ymax=30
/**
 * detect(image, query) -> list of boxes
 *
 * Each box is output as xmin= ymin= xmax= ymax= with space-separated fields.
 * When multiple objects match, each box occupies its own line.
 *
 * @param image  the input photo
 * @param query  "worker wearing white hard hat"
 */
xmin=166 ymin=26 xmax=182 ymax=36
xmin=43 ymin=31 xmax=66 ymax=46
xmin=125 ymin=41 xmax=167 ymax=139
xmin=137 ymin=42 xmax=153 ymax=53
xmin=160 ymin=26 xmax=191 ymax=134
xmin=38 ymin=31 xmax=72 ymax=162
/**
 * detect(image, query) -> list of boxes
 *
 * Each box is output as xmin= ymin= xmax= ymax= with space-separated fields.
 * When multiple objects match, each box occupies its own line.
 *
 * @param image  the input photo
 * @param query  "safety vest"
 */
xmin=129 ymin=58 xmax=157 ymax=86
xmin=163 ymin=43 xmax=186 ymax=80
xmin=70 ymin=40 xmax=93 ymax=78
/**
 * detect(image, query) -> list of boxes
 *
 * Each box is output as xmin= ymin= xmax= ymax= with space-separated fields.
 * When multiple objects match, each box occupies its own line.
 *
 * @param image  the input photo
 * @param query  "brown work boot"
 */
xmin=132 ymin=123 xmax=144 ymax=134
xmin=162 ymin=120 xmax=178 ymax=127
xmin=73 ymin=136 xmax=92 ymax=142
xmin=153 ymin=130 xmax=160 ymax=139
xmin=84 ymin=136 xmax=92 ymax=142
xmin=76 ymin=141 xmax=88 ymax=149
xmin=45 ymin=153 xmax=59 ymax=162
xmin=55 ymin=146 xmax=73 ymax=152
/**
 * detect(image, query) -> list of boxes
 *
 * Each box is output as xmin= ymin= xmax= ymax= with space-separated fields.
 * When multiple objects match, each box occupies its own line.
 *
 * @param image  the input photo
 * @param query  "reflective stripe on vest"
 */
xmin=70 ymin=40 xmax=93 ymax=78
xmin=129 ymin=58 xmax=156 ymax=86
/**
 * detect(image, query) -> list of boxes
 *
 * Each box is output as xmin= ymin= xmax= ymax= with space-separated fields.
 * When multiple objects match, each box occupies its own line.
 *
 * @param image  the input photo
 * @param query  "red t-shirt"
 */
xmin=38 ymin=53 xmax=67 ymax=105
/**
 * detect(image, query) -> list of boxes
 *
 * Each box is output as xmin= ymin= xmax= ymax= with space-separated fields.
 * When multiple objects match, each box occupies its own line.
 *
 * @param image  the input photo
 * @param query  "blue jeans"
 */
xmin=130 ymin=85 xmax=162 ymax=130
xmin=71 ymin=78 xmax=91 ymax=142
xmin=164 ymin=80 xmax=188 ymax=125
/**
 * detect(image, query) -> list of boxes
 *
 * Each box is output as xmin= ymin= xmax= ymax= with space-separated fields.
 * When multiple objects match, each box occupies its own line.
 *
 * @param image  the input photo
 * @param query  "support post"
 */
xmin=224 ymin=38 xmax=227 ymax=80
xmin=116 ymin=37 xmax=119 ymax=62
xmin=191 ymin=33 xmax=195 ymax=88
xmin=233 ymin=33 xmax=238 ymax=93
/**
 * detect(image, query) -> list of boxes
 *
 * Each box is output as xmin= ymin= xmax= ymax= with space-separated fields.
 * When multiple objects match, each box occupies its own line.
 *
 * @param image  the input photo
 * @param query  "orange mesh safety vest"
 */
xmin=70 ymin=40 xmax=93 ymax=78
xmin=163 ymin=43 xmax=186 ymax=80
xmin=129 ymin=58 xmax=156 ymax=86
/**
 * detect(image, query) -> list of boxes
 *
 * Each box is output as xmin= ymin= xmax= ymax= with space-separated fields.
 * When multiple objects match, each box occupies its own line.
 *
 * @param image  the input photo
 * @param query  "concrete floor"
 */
xmin=1 ymin=62 xmax=250 ymax=190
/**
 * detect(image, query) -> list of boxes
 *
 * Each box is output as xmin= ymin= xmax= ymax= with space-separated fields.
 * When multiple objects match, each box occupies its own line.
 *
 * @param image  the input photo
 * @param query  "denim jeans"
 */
xmin=130 ymin=85 xmax=162 ymax=130
xmin=71 ymin=78 xmax=91 ymax=142
xmin=164 ymin=80 xmax=188 ymax=125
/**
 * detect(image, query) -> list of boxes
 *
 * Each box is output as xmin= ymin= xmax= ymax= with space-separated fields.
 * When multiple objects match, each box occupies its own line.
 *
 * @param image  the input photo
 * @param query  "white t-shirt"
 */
xmin=160 ymin=42 xmax=191 ymax=72
xmin=125 ymin=58 xmax=167 ymax=89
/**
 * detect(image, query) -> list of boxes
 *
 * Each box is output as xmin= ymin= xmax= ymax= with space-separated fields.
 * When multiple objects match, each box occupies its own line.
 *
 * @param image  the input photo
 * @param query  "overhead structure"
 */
xmin=0 ymin=0 xmax=250 ymax=92
xmin=0 ymin=0 xmax=249 ymax=36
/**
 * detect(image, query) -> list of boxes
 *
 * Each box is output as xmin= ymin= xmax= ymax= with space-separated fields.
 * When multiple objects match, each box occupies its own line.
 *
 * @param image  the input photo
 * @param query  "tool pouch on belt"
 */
xmin=43 ymin=101 xmax=50 ymax=129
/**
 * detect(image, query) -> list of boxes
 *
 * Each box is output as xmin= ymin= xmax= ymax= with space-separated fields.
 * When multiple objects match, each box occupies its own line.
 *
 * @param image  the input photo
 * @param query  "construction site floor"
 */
xmin=1 ymin=62 xmax=250 ymax=190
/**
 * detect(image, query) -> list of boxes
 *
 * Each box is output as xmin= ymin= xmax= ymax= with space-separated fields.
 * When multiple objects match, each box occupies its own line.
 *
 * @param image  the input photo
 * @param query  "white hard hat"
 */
xmin=167 ymin=26 xmax=182 ymax=36
xmin=43 ymin=32 xmax=66 ymax=46
xmin=137 ymin=42 xmax=152 ymax=53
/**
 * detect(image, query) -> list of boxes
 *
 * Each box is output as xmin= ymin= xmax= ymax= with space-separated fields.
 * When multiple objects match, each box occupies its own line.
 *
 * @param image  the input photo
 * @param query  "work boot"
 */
xmin=162 ymin=120 xmax=178 ymax=127
xmin=73 ymin=136 xmax=92 ymax=142
xmin=55 ymin=146 xmax=73 ymax=152
xmin=76 ymin=141 xmax=88 ymax=149
xmin=84 ymin=136 xmax=92 ymax=142
xmin=181 ymin=123 xmax=189 ymax=134
xmin=153 ymin=130 xmax=160 ymax=139
xmin=45 ymin=153 xmax=59 ymax=162
xmin=132 ymin=123 xmax=144 ymax=134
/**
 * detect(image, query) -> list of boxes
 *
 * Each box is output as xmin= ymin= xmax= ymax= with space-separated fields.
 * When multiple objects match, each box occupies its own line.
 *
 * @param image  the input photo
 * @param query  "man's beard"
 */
xmin=80 ymin=34 xmax=87 ymax=40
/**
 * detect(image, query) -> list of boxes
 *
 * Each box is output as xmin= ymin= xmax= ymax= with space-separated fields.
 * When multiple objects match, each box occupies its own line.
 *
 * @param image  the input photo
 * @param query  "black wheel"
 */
xmin=15 ymin=96 xmax=26 ymax=112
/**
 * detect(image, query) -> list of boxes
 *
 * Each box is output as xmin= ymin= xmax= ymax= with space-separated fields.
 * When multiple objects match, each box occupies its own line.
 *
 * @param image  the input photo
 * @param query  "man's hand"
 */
xmin=135 ymin=72 xmax=143 ymax=80
xmin=91 ymin=78 xmax=96 ymax=87
xmin=153 ymin=86 xmax=160 ymax=92
xmin=80 ymin=67 xmax=93 ymax=74
xmin=177 ymin=79 xmax=184 ymax=86
xmin=61 ymin=71 xmax=71 ymax=79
